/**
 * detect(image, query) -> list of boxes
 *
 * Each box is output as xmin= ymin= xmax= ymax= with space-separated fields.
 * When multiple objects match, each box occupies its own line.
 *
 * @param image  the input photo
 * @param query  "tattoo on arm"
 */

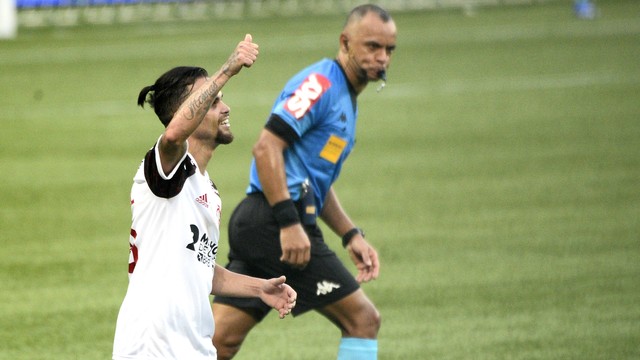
xmin=222 ymin=64 xmax=232 ymax=77
xmin=184 ymin=81 xmax=220 ymax=120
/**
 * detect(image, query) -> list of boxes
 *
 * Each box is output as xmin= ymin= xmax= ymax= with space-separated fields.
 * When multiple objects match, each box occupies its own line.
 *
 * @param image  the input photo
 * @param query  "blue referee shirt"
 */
xmin=247 ymin=58 xmax=358 ymax=213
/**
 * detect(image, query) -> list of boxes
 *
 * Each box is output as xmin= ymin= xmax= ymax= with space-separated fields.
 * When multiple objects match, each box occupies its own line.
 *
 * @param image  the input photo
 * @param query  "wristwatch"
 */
xmin=342 ymin=227 xmax=364 ymax=248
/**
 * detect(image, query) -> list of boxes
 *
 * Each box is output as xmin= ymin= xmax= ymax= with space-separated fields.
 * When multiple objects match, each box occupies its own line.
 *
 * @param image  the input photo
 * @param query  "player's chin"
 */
xmin=215 ymin=130 xmax=234 ymax=145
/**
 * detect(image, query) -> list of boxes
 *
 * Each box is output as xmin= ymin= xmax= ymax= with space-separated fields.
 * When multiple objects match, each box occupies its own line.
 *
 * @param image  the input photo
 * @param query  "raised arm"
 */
xmin=159 ymin=34 xmax=258 ymax=174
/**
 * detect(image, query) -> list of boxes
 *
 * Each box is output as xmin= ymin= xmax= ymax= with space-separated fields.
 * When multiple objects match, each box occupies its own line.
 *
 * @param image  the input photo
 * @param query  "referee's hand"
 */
xmin=346 ymin=236 xmax=380 ymax=283
xmin=279 ymin=224 xmax=311 ymax=269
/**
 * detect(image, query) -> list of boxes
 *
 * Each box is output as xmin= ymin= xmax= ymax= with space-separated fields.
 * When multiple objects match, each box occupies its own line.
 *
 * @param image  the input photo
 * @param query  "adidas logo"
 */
xmin=195 ymin=194 xmax=209 ymax=208
xmin=316 ymin=280 xmax=340 ymax=296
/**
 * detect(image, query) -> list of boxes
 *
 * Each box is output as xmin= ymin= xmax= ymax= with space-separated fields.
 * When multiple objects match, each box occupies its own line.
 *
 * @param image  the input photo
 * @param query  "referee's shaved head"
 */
xmin=343 ymin=4 xmax=392 ymax=29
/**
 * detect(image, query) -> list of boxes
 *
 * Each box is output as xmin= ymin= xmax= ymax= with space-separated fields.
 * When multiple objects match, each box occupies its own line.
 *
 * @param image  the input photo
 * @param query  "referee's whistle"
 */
xmin=376 ymin=70 xmax=387 ymax=92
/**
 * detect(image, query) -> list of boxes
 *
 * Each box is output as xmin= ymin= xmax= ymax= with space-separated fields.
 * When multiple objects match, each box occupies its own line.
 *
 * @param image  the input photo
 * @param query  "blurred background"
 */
xmin=1 ymin=0 xmax=639 ymax=359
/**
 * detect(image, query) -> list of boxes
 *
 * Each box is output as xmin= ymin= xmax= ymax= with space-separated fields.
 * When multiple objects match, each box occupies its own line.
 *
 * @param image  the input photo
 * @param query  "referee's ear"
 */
xmin=340 ymin=34 xmax=350 ymax=53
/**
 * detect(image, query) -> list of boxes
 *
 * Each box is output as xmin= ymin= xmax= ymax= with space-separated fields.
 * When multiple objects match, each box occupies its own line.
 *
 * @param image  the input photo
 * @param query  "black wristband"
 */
xmin=272 ymin=199 xmax=300 ymax=228
xmin=342 ymin=227 xmax=364 ymax=248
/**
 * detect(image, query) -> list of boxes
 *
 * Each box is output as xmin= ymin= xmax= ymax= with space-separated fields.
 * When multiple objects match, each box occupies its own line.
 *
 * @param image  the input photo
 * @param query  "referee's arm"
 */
xmin=320 ymin=187 xmax=357 ymax=241
xmin=321 ymin=187 xmax=380 ymax=283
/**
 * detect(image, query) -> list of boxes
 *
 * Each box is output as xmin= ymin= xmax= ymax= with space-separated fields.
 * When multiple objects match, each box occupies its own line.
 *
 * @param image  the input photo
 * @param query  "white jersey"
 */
xmin=113 ymin=138 xmax=221 ymax=360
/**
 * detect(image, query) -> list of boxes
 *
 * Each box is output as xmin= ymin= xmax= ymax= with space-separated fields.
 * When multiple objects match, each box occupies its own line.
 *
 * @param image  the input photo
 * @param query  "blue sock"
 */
xmin=337 ymin=337 xmax=378 ymax=360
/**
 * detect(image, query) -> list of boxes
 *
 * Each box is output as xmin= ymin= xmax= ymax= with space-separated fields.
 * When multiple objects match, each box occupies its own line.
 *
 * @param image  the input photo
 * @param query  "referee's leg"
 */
xmin=319 ymin=289 xmax=381 ymax=359
xmin=213 ymin=194 xmax=275 ymax=359
xmin=212 ymin=303 xmax=259 ymax=360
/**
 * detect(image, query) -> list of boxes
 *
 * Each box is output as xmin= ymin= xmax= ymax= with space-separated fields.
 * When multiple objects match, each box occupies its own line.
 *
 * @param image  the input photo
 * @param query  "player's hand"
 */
xmin=260 ymin=276 xmax=297 ymax=319
xmin=346 ymin=235 xmax=380 ymax=283
xmin=279 ymin=224 xmax=311 ymax=269
xmin=223 ymin=34 xmax=259 ymax=77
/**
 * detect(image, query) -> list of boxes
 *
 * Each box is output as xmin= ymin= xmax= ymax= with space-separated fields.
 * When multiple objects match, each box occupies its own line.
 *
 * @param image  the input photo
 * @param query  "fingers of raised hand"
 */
xmin=237 ymin=35 xmax=259 ymax=67
xmin=225 ymin=35 xmax=258 ymax=76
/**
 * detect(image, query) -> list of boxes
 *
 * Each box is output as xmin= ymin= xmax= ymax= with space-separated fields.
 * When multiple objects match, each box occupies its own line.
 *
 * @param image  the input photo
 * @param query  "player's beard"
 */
xmin=215 ymin=127 xmax=234 ymax=145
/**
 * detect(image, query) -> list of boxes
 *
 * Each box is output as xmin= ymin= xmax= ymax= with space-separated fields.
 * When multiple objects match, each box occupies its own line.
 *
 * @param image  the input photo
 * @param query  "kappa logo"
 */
xmin=195 ymin=193 xmax=209 ymax=208
xmin=285 ymin=73 xmax=331 ymax=119
xmin=316 ymin=280 xmax=341 ymax=296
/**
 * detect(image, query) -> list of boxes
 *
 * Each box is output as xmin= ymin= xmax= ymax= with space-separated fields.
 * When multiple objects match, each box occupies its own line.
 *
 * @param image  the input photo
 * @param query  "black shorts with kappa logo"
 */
xmin=213 ymin=193 xmax=360 ymax=321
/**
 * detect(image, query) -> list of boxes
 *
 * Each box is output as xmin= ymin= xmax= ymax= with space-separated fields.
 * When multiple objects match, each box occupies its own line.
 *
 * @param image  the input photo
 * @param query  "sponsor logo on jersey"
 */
xmin=316 ymin=280 xmax=341 ymax=296
xmin=319 ymin=134 xmax=347 ymax=164
xmin=195 ymin=193 xmax=209 ymax=208
xmin=187 ymin=224 xmax=218 ymax=268
xmin=284 ymin=73 xmax=331 ymax=119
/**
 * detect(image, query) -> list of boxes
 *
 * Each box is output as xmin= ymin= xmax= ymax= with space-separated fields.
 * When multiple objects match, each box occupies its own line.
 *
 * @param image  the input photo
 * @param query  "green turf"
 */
xmin=1 ymin=1 xmax=639 ymax=359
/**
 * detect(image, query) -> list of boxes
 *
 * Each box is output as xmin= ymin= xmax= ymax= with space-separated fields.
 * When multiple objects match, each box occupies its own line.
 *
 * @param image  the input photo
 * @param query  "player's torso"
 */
xmin=130 ymin=154 xmax=221 ymax=280
xmin=114 ymin=150 xmax=221 ymax=359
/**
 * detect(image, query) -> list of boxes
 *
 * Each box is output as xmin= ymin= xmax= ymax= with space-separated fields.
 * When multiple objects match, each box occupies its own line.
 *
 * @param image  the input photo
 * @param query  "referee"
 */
xmin=213 ymin=5 xmax=397 ymax=360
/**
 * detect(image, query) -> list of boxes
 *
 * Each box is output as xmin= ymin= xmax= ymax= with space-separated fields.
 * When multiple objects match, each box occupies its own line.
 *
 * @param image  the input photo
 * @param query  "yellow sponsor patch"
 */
xmin=319 ymin=134 xmax=347 ymax=164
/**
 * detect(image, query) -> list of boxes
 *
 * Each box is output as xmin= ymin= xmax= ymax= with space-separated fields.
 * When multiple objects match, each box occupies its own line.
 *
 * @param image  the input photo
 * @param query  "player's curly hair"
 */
xmin=137 ymin=66 xmax=209 ymax=127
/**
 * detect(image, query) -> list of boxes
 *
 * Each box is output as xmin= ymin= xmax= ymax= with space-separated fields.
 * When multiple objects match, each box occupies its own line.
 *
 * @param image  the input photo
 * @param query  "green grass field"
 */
xmin=1 ymin=1 xmax=639 ymax=359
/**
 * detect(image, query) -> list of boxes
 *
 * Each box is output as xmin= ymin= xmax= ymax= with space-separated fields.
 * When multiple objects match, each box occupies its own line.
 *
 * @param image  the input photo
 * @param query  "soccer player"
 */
xmin=212 ymin=5 xmax=397 ymax=360
xmin=112 ymin=35 xmax=296 ymax=360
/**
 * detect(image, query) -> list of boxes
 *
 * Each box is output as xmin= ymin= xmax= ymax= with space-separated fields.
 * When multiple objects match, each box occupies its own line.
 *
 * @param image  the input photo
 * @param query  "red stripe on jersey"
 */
xmin=129 ymin=229 xmax=138 ymax=274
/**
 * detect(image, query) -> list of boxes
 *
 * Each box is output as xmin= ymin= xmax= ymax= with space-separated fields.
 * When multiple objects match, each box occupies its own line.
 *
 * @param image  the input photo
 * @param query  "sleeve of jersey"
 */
xmin=266 ymin=72 xmax=333 ymax=145
xmin=143 ymin=145 xmax=196 ymax=199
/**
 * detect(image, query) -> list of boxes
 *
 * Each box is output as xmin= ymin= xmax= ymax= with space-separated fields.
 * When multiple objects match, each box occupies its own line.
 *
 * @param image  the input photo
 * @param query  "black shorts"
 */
xmin=213 ymin=193 xmax=360 ymax=321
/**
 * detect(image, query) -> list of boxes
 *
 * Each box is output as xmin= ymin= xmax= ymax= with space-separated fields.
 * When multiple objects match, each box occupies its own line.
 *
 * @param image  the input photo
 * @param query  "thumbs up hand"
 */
xmin=222 ymin=33 xmax=259 ymax=77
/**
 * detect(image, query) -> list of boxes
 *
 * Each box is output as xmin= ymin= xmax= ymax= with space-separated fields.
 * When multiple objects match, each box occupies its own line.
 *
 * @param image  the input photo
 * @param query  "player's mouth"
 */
xmin=219 ymin=118 xmax=230 ymax=128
